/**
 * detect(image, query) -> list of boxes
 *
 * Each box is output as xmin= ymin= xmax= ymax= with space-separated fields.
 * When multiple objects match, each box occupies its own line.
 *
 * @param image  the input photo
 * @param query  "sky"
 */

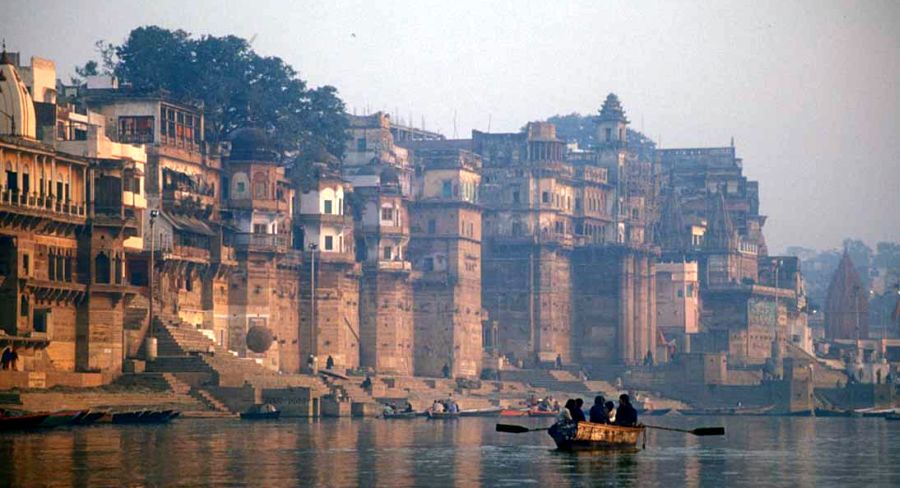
xmin=4 ymin=0 xmax=899 ymax=253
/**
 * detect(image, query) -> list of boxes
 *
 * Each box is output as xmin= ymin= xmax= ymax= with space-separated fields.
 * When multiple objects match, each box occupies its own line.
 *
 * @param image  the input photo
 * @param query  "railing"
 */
xmin=232 ymin=233 xmax=289 ymax=253
xmin=0 ymin=189 xmax=86 ymax=218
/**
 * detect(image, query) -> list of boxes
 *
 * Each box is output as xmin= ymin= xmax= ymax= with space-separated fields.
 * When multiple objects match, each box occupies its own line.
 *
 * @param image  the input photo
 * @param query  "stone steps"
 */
xmin=161 ymin=373 xmax=193 ymax=395
xmin=191 ymin=388 xmax=232 ymax=413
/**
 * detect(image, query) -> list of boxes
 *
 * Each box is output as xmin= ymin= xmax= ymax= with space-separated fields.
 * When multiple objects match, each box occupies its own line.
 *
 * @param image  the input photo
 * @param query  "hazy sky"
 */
xmin=5 ymin=0 xmax=899 ymax=252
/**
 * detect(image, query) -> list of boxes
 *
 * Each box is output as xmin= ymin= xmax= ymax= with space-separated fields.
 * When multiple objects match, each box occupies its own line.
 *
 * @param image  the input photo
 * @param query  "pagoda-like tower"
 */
xmin=825 ymin=251 xmax=869 ymax=340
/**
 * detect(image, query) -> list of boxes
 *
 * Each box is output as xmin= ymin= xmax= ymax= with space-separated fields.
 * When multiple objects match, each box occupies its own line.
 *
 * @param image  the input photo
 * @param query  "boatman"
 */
xmin=615 ymin=394 xmax=638 ymax=426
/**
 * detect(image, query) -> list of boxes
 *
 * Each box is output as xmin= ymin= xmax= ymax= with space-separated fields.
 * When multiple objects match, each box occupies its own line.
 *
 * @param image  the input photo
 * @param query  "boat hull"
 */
xmin=549 ymin=421 xmax=644 ymax=451
xmin=459 ymin=408 xmax=502 ymax=417
xmin=240 ymin=411 xmax=281 ymax=420
xmin=426 ymin=411 xmax=459 ymax=420
xmin=383 ymin=411 xmax=419 ymax=419
xmin=0 ymin=413 xmax=50 ymax=432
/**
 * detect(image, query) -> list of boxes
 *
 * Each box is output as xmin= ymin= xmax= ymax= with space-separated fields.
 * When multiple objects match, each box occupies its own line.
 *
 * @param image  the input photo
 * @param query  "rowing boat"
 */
xmin=500 ymin=409 xmax=528 ymax=417
xmin=383 ymin=411 xmax=419 ymax=419
xmin=548 ymin=421 xmax=645 ymax=451
xmin=426 ymin=411 xmax=459 ymax=420
xmin=459 ymin=407 xmax=502 ymax=417
xmin=527 ymin=409 xmax=558 ymax=417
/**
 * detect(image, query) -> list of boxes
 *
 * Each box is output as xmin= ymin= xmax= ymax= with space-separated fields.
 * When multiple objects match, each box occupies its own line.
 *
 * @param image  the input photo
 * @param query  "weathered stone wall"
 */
xmin=359 ymin=269 xmax=414 ymax=375
xmin=299 ymin=257 xmax=361 ymax=370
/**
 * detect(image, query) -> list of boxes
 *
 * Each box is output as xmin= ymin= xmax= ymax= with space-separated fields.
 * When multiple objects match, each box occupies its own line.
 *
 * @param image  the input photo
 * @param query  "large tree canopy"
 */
xmin=90 ymin=26 xmax=348 ymax=158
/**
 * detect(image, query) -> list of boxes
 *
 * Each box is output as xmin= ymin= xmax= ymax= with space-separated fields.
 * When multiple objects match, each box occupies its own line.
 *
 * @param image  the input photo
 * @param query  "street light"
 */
xmin=146 ymin=209 xmax=159 ymax=360
xmin=308 ymin=242 xmax=318 ymax=373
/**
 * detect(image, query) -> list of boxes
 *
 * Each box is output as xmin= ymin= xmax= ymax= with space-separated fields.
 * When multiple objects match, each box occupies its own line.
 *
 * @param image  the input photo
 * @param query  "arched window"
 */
xmin=20 ymin=295 xmax=28 ymax=317
xmin=95 ymin=252 xmax=111 ymax=284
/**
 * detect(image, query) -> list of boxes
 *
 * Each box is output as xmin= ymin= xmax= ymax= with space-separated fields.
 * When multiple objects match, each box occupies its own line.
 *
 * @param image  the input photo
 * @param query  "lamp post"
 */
xmin=146 ymin=209 xmax=159 ymax=360
xmin=309 ymin=242 xmax=318 ymax=373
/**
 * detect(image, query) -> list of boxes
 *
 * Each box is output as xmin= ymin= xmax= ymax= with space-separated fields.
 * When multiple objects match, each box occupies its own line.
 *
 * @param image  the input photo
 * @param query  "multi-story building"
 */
xmin=346 ymin=114 xmax=414 ymax=375
xmin=405 ymin=144 xmax=484 ymax=377
xmin=294 ymin=161 xmax=361 ymax=371
xmin=222 ymin=128 xmax=300 ymax=372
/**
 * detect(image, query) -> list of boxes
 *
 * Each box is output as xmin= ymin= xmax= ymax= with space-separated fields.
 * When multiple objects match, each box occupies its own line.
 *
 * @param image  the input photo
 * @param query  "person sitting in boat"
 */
xmin=559 ymin=400 xmax=576 ymax=424
xmin=431 ymin=400 xmax=445 ymax=414
xmin=538 ymin=397 xmax=552 ymax=412
xmin=383 ymin=404 xmax=396 ymax=416
xmin=589 ymin=395 xmax=608 ymax=424
xmin=605 ymin=401 xmax=616 ymax=423
xmin=565 ymin=399 xmax=585 ymax=423
xmin=403 ymin=401 xmax=414 ymax=413
xmin=573 ymin=398 xmax=586 ymax=423
xmin=448 ymin=400 xmax=460 ymax=414
xmin=614 ymin=394 xmax=638 ymax=427
xmin=552 ymin=399 xmax=560 ymax=412
xmin=360 ymin=376 xmax=373 ymax=390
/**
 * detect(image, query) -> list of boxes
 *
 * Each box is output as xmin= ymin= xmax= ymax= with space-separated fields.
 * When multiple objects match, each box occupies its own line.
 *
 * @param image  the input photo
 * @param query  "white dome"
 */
xmin=0 ymin=53 xmax=37 ymax=139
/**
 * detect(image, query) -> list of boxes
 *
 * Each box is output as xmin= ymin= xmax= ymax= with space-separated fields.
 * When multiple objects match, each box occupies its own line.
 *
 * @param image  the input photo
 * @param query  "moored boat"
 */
xmin=527 ymin=409 xmax=558 ymax=417
xmin=459 ymin=407 xmax=502 ymax=417
xmin=71 ymin=410 xmax=106 ymax=426
xmin=500 ymin=409 xmax=528 ymax=417
xmin=885 ymin=413 xmax=900 ymax=421
xmin=240 ymin=404 xmax=281 ymax=420
xmin=40 ymin=410 xmax=86 ymax=428
xmin=382 ymin=410 xmax=419 ymax=419
xmin=548 ymin=421 xmax=645 ymax=451
xmin=0 ymin=413 xmax=50 ymax=432
xmin=638 ymin=408 xmax=672 ymax=416
xmin=678 ymin=405 xmax=773 ymax=416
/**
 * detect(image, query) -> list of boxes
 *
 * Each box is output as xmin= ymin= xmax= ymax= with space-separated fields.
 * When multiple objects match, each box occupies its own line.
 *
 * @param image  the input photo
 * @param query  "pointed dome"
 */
xmin=597 ymin=93 xmax=629 ymax=123
xmin=824 ymin=251 xmax=869 ymax=340
xmin=704 ymin=191 xmax=735 ymax=251
xmin=0 ymin=46 xmax=37 ymax=139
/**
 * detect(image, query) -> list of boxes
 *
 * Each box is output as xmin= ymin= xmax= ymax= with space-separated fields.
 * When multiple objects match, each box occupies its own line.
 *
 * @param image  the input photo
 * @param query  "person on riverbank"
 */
xmin=615 ymin=394 xmax=638 ymax=426
xmin=442 ymin=363 xmax=451 ymax=378
xmin=589 ymin=396 xmax=608 ymax=423
xmin=326 ymin=355 xmax=334 ymax=370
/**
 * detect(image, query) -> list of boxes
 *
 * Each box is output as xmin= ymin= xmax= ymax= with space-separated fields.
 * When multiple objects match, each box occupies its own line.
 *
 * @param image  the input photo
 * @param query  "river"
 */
xmin=1 ymin=416 xmax=898 ymax=487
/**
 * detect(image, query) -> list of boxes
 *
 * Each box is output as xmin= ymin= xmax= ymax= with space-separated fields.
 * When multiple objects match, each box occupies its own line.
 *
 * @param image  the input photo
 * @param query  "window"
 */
xmin=383 ymin=246 xmax=392 ymax=260
xmin=512 ymin=222 xmax=523 ymax=236
xmin=542 ymin=191 xmax=549 ymax=203
xmin=381 ymin=207 xmax=394 ymax=221
xmin=22 ymin=254 xmax=29 ymax=275
xmin=324 ymin=235 xmax=334 ymax=251
xmin=356 ymin=138 xmax=366 ymax=151
xmin=185 ymin=274 xmax=193 ymax=292
xmin=159 ymin=105 xmax=198 ymax=147
xmin=95 ymin=253 xmax=111 ymax=284
xmin=254 ymin=180 xmax=267 ymax=199
xmin=254 ymin=224 xmax=268 ymax=234
xmin=442 ymin=180 xmax=452 ymax=198
xmin=605 ymin=128 xmax=612 ymax=142
xmin=236 ymin=181 xmax=246 ymax=193
xmin=20 ymin=295 xmax=28 ymax=317
xmin=33 ymin=309 xmax=48 ymax=333
xmin=324 ymin=199 xmax=333 ymax=214
xmin=427 ymin=219 xmax=436 ymax=234
xmin=118 ymin=116 xmax=154 ymax=144
xmin=423 ymin=257 xmax=434 ymax=272
xmin=677 ymin=289 xmax=684 ymax=298
xmin=512 ymin=191 xmax=520 ymax=204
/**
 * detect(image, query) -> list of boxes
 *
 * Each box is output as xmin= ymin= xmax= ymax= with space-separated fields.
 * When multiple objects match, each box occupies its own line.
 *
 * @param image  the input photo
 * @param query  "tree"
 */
xmin=85 ymin=26 xmax=349 ymax=158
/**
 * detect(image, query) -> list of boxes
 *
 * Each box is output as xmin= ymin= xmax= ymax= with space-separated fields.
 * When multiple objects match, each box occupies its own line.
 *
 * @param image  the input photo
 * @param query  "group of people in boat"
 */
xmin=383 ymin=401 xmax=415 ymax=416
xmin=430 ymin=397 xmax=460 ymax=414
xmin=557 ymin=394 xmax=638 ymax=427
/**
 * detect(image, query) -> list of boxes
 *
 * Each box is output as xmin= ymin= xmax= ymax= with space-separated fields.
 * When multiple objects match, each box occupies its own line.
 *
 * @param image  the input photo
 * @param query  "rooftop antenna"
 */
xmin=730 ymin=136 xmax=735 ymax=148
xmin=453 ymin=110 xmax=458 ymax=139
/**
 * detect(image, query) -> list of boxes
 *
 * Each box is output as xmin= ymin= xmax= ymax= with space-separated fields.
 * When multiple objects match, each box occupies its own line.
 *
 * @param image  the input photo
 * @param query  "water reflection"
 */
xmin=1 ymin=416 xmax=898 ymax=487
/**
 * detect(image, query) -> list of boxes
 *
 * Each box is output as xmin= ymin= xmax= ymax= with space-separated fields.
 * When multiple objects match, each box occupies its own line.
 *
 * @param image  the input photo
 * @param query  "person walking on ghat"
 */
xmin=326 ymin=355 xmax=334 ymax=370
xmin=442 ymin=363 xmax=451 ymax=379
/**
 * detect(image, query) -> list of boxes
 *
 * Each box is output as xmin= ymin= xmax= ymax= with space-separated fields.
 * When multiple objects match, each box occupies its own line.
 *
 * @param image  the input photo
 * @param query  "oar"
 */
xmin=496 ymin=423 xmax=551 ymax=434
xmin=644 ymin=424 xmax=725 ymax=436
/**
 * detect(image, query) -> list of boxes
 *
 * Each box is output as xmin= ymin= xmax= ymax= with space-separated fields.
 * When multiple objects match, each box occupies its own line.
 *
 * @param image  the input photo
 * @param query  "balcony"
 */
xmin=0 ymin=189 xmax=87 ymax=224
xmin=377 ymin=260 xmax=412 ymax=272
xmin=233 ymin=233 xmax=289 ymax=253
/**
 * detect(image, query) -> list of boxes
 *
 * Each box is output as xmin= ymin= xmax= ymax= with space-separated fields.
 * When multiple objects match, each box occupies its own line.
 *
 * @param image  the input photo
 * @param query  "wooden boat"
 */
xmin=241 ymin=404 xmax=281 ymax=420
xmin=71 ymin=410 xmax=106 ymax=426
xmin=40 ymin=410 xmax=86 ymax=428
xmin=814 ymin=408 xmax=855 ymax=417
xmin=884 ymin=413 xmax=900 ymax=421
xmin=678 ymin=405 xmax=773 ymax=416
xmin=459 ymin=407 xmax=502 ymax=417
xmin=638 ymin=408 xmax=672 ymax=416
xmin=111 ymin=409 xmax=179 ymax=424
xmin=857 ymin=408 xmax=897 ymax=418
xmin=528 ymin=409 xmax=558 ymax=417
xmin=383 ymin=410 xmax=419 ymax=420
xmin=426 ymin=411 xmax=460 ymax=420
xmin=0 ymin=413 xmax=50 ymax=432
xmin=549 ymin=421 xmax=645 ymax=451
xmin=500 ymin=409 xmax=529 ymax=417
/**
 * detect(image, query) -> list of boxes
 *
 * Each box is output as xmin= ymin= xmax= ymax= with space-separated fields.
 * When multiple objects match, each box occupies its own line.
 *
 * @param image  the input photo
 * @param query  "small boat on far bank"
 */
xmin=678 ymin=405 xmax=773 ymax=416
xmin=459 ymin=407 xmax=502 ymax=417
xmin=500 ymin=409 xmax=528 ymax=417
xmin=383 ymin=410 xmax=420 ymax=420
xmin=0 ymin=412 xmax=50 ymax=432
xmin=240 ymin=403 xmax=280 ymax=420
xmin=426 ymin=411 xmax=460 ymax=420
xmin=527 ymin=409 xmax=558 ymax=417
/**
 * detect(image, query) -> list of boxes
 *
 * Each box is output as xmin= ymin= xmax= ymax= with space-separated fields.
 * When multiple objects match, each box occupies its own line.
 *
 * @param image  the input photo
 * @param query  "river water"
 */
xmin=1 ymin=416 xmax=898 ymax=487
